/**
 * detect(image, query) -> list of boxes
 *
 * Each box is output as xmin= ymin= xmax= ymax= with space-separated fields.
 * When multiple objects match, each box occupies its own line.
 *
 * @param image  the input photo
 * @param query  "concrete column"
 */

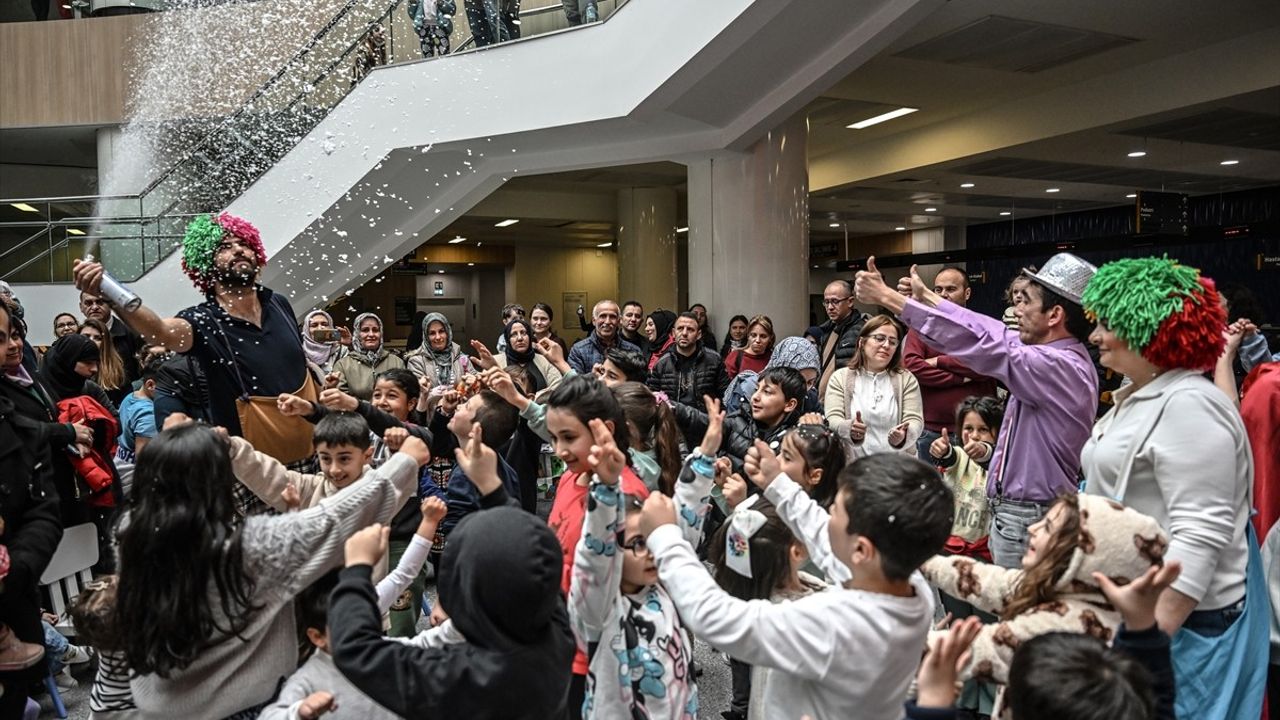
xmin=616 ymin=186 xmax=679 ymax=311
xmin=686 ymin=113 xmax=808 ymax=336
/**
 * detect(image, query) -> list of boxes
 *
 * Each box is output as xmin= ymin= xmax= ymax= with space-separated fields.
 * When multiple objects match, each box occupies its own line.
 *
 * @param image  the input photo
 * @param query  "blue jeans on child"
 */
xmin=43 ymin=620 xmax=67 ymax=674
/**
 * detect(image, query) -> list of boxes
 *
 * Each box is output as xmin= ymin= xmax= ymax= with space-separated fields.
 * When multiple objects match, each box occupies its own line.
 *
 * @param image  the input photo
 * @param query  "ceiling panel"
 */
xmin=893 ymin=15 xmax=1139 ymax=74
xmin=950 ymin=156 xmax=1269 ymax=191
xmin=1117 ymin=108 xmax=1280 ymax=152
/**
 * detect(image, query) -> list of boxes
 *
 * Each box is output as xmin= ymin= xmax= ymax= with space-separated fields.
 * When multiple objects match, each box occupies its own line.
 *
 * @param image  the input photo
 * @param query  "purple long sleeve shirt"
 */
xmin=901 ymin=299 xmax=1097 ymax=502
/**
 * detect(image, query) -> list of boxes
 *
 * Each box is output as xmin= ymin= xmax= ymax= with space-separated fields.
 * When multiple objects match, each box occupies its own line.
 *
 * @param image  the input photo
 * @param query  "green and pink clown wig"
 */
xmin=180 ymin=212 xmax=267 ymax=295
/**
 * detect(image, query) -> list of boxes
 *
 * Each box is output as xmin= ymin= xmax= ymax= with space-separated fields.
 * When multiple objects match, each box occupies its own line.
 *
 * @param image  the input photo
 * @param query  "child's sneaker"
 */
xmin=62 ymin=643 xmax=94 ymax=665
xmin=0 ymin=624 xmax=44 ymax=671
xmin=54 ymin=665 xmax=77 ymax=689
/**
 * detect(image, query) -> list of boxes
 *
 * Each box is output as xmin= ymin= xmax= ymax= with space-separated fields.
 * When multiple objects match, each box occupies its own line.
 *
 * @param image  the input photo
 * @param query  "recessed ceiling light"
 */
xmin=675 ymin=226 xmax=689 ymax=233
xmin=846 ymin=107 xmax=918 ymax=129
xmin=467 ymin=262 xmax=474 ymax=266
xmin=829 ymin=222 xmax=841 ymax=228
xmin=494 ymin=219 xmax=519 ymax=227
xmin=1127 ymin=151 xmax=1147 ymax=158
xmin=597 ymin=242 xmax=613 ymax=248
xmin=437 ymin=270 xmax=445 ymax=274
xmin=448 ymin=236 xmax=466 ymax=244
xmin=960 ymin=183 xmax=975 ymax=188
xmin=924 ymin=207 xmax=937 ymax=212
xmin=1126 ymin=193 xmax=1137 ymax=199
xmin=1220 ymin=159 xmax=1239 ymax=166
xmin=10 ymin=203 xmax=38 ymax=212
xmin=66 ymin=228 xmax=85 ymax=236
xmin=895 ymin=226 xmax=906 ymax=231
xmin=1000 ymin=211 xmax=1012 ymax=216
xmin=1045 ymin=188 xmax=1060 ymax=193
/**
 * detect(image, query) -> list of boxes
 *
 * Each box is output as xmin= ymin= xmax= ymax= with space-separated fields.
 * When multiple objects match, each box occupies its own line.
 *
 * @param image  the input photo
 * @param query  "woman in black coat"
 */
xmin=0 ymin=304 xmax=64 ymax=718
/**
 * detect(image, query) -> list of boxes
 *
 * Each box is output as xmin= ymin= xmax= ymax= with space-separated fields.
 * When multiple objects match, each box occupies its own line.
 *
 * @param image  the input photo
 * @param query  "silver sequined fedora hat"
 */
xmin=1022 ymin=253 xmax=1097 ymax=305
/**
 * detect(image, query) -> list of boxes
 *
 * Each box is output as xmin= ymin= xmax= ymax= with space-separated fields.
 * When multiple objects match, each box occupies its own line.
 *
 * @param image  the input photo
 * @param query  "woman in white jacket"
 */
xmin=824 ymin=314 xmax=922 ymax=461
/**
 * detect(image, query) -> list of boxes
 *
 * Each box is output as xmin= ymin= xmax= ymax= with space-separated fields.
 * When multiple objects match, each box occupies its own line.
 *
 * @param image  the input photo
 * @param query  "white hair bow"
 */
xmin=725 ymin=494 xmax=768 ymax=578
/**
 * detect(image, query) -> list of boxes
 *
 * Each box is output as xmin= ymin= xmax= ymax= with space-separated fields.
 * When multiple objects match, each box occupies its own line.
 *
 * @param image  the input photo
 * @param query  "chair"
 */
xmin=37 ymin=523 xmax=99 ymax=719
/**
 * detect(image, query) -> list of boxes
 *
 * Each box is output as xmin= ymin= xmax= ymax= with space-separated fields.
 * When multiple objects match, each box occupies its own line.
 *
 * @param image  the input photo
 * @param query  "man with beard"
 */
xmin=73 ymin=214 xmax=312 ymax=512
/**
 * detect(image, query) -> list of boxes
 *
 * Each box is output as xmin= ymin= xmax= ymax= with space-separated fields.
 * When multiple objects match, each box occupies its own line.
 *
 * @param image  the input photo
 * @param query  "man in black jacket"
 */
xmin=648 ymin=312 xmax=728 ymax=415
xmin=817 ymin=279 xmax=867 ymax=397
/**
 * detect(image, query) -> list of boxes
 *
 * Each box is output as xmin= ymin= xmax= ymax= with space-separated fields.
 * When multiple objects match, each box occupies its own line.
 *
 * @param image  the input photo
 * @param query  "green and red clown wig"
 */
xmin=1081 ymin=256 xmax=1226 ymax=372
xmin=180 ymin=212 xmax=267 ymax=295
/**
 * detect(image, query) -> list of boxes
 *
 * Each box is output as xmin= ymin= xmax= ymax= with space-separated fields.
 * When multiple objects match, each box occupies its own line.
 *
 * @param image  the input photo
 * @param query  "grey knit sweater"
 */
xmin=127 ymin=453 xmax=419 ymax=719
xmin=257 ymin=650 xmax=403 ymax=720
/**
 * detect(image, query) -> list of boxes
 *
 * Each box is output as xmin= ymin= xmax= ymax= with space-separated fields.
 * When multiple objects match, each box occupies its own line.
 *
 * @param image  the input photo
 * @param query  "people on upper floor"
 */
xmin=333 ymin=312 xmax=406 ymax=401
xmin=720 ymin=314 xmax=749 ymax=358
xmin=644 ymin=309 xmax=677 ymax=370
xmin=648 ymin=311 xmax=728 ymax=419
xmin=816 ymin=280 xmax=867 ymax=398
xmin=567 ymin=300 xmax=641 ymax=376
xmin=855 ymin=254 xmax=1098 ymax=571
xmin=724 ymin=314 xmax=775 ymax=380
xmin=823 ymin=315 xmax=922 ymax=462
xmin=1078 ymin=256 xmax=1265 ymax=720
xmin=902 ymin=266 xmax=999 ymax=458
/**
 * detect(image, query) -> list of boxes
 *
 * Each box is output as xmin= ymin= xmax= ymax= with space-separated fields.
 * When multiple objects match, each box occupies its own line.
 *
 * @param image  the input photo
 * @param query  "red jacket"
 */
xmin=56 ymin=396 xmax=120 ymax=508
xmin=1243 ymin=363 xmax=1280 ymax=540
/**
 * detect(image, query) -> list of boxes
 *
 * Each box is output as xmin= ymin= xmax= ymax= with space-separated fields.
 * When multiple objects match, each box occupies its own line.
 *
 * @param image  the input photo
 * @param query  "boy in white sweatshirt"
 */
xmin=640 ymin=443 xmax=954 ymax=720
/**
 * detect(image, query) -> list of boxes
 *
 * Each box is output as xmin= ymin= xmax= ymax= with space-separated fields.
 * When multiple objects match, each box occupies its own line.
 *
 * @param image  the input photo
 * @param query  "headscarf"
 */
xmin=766 ymin=336 xmax=820 ymax=373
xmin=1081 ymin=256 xmax=1226 ymax=372
xmin=180 ymin=212 xmax=268 ymax=295
xmin=301 ymin=310 xmax=338 ymax=366
xmin=37 ymin=333 xmax=99 ymax=401
xmin=648 ymin=310 xmax=677 ymax=349
xmin=351 ymin=312 xmax=385 ymax=362
xmin=418 ymin=312 xmax=461 ymax=386
xmin=502 ymin=319 xmax=545 ymax=392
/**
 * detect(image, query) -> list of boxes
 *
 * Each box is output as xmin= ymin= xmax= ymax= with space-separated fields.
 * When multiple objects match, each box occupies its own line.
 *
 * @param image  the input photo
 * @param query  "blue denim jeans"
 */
xmin=43 ymin=620 xmax=68 ymax=674
xmin=988 ymin=499 xmax=1050 ymax=569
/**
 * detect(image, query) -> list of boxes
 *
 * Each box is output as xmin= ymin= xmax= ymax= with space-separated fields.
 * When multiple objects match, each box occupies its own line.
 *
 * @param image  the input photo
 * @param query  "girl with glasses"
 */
xmin=823 ymin=315 xmax=923 ymax=461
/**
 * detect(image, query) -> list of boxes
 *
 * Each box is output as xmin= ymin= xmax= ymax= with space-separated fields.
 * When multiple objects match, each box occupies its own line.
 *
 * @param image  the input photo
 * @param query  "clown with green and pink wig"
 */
xmin=180 ymin=212 xmax=268 ymax=295
xmin=1080 ymin=256 xmax=1226 ymax=372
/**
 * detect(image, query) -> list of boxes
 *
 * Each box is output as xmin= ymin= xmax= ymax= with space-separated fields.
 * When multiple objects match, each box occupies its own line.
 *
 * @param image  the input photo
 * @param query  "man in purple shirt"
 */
xmin=854 ymin=254 xmax=1098 ymax=568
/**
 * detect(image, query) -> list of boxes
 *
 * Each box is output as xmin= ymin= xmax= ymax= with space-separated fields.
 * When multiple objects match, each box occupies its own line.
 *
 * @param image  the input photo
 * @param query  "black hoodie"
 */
xmin=329 ymin=491 xmax=574 ymax=719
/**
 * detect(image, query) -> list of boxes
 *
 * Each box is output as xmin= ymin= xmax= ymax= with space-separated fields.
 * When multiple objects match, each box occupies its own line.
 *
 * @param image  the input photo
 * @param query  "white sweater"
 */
xmin=648 ymin=472 xmax=935 ymax=720
xmin=1081 ymin=369 xmax=1252 ymax=609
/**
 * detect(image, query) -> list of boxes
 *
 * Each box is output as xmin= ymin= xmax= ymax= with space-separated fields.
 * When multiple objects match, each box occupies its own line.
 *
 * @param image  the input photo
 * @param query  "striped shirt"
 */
xmin=90 ymin=650 xmax=136 ymax=715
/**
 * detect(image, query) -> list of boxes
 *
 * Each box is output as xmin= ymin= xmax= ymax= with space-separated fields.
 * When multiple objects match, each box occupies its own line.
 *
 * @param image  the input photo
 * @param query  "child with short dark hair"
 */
xmin=672 ymin=366 xmax=807 ymax=473
xmin=432 ymin=387 xmax=521 ymax=546
xmin=640 ymin=449 xmax=953 ymax=719
xmin=68 ymin=575 xmax=136 ymax=716
xmin=277 ymin=370 xmax=434 ymax=637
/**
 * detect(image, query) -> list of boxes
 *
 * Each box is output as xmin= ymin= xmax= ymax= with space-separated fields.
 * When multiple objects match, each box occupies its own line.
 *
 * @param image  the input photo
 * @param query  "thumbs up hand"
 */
xmin=930 ymin=428 xmax=952 ymax=460
xmin=850 ymin=411 xmax=867 ymax=445
xmin=854 ymin=255 xmax=892 ymax=306
xmin=896 ymin=264 xmax=929 ymax=301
